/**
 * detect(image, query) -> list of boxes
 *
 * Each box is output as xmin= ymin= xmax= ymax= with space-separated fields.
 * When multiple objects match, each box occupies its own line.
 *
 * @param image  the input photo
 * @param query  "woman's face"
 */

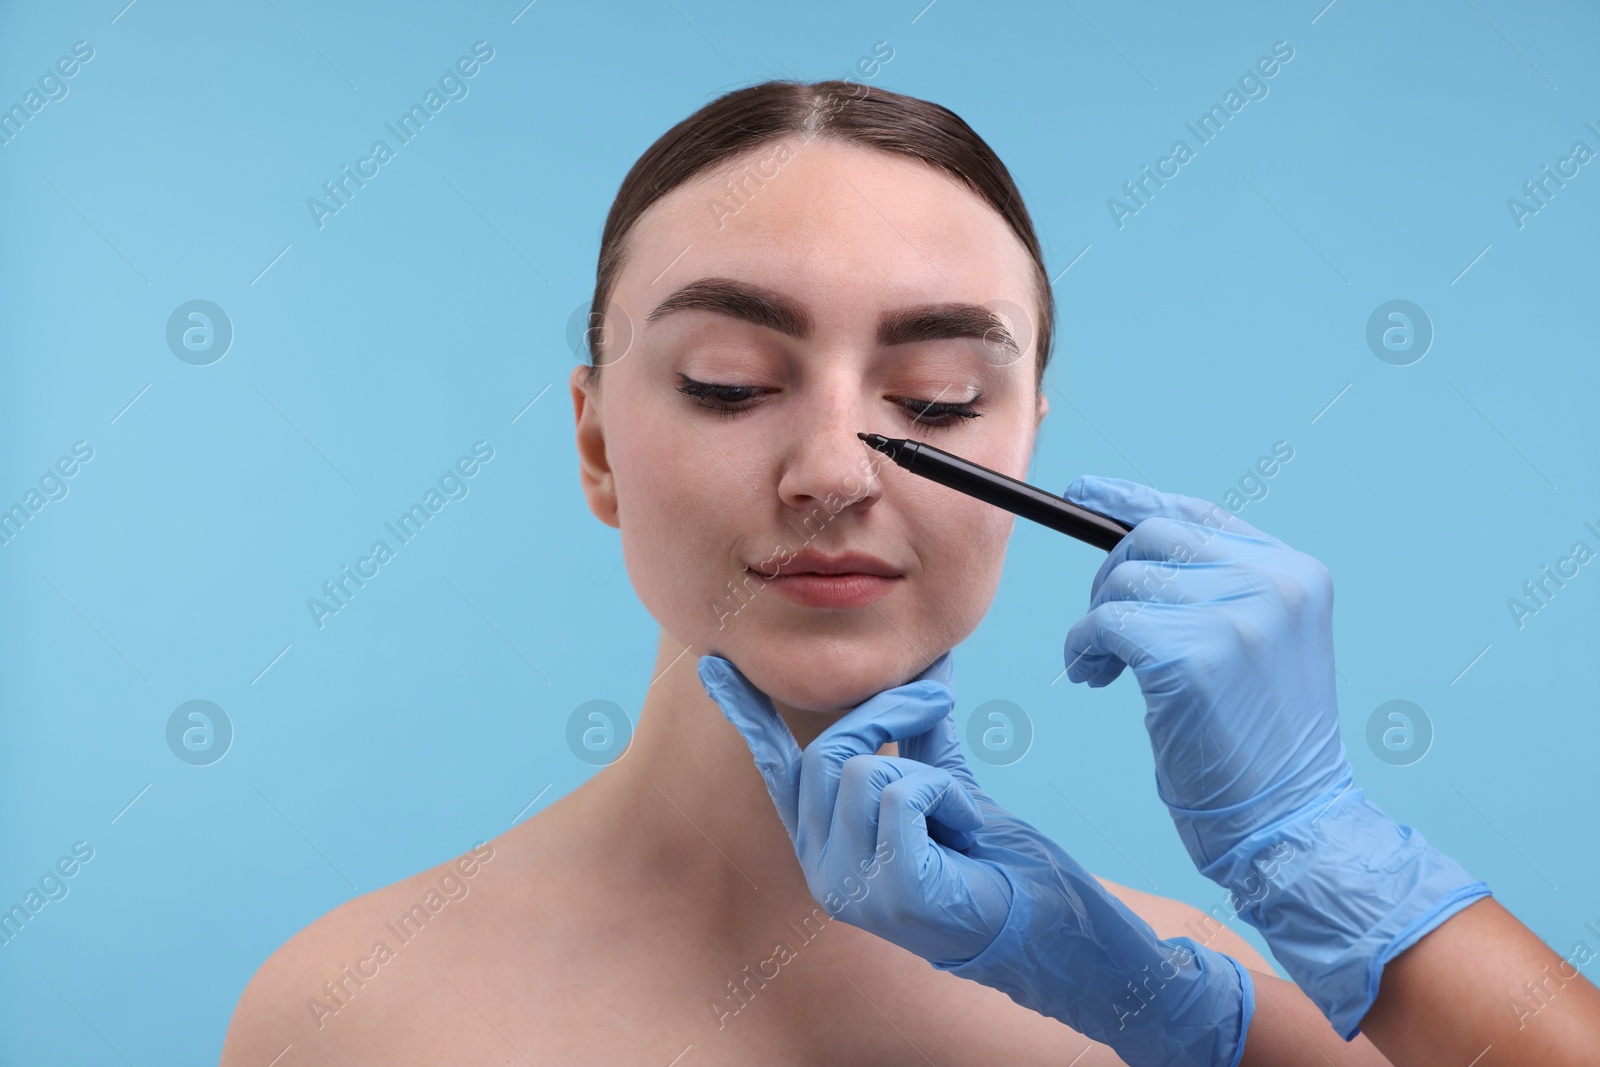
xmin=571 ymin=137 xmax=1048 ymax=714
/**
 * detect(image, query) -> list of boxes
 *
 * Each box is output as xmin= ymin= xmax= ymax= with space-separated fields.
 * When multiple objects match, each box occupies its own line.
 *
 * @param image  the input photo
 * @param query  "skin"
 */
xmin=1359 ymin=898 xmax=1600 ymax=1066
xmin=220 ymin=138 xmax=1393 ymax=1065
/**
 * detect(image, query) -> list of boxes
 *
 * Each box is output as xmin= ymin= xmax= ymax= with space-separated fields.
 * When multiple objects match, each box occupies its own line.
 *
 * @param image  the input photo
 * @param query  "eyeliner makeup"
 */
xmin=857 ymin=433 xmax=1132 ymax=552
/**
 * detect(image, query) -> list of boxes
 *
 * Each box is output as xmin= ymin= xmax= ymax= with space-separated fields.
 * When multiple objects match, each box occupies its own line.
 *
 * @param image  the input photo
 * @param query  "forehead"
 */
xmin=613 ymin=138 xmax=1038 ymax=338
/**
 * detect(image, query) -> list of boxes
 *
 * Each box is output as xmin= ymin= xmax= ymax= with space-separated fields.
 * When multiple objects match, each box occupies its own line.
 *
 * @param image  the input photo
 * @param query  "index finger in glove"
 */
xmin=1065 ymin=475 xmax=1265 ymax=537
xmin=1066 ymin=477 xmax=1274 ymax=602
xmin=798 ymin=651 xmax=955 ymax=862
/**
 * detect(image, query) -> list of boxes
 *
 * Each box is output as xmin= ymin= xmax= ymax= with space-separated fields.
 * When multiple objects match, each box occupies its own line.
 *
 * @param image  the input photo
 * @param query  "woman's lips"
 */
xmin=755 ymin=570 xmax=903 ymax=609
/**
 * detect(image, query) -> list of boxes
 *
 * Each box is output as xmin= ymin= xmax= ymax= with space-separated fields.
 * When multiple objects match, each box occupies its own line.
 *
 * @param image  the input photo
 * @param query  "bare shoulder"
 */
xmin=1094 ymin=876 xmax=1275 ymax=973
xmin=219 ymin=840 xmax=500 ymax=1067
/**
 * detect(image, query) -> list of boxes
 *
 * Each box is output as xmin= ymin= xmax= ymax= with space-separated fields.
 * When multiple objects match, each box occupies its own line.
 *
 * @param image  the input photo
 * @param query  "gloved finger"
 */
xmin=1065 ymin=475 xmax=1267 ymax=539
xmin=797 ymin=656 xmax=955 ymax=864
xmin=898 ymin=705 xmax=986 ymax=799
xmin=697 ymin=654 xmax=803 ymax=842
xmin=835 ymin=755 xmax=983 ymax=861
xmin=1062 ymin=599 xmax=1171 ymax=688
xmin=1088 ymin=556 xmax=1248 ymax=613
xmin=1063 ymin=646 xmax=1125 ymax=689
xmin=1070 ymin=492 xmax=1274 ymax=607
xmin=886 ymin=765 xmax=985 ymax=857
xmin=1099 ymin=513 xmax=1262 ymax=577
xmin=1062 ymin=606 xmax=1132 ymax=688
xmin=877 ymin=767 xmax=1011 ymax=944
xmin=887 ymin=675 xmax=1012 ymax=849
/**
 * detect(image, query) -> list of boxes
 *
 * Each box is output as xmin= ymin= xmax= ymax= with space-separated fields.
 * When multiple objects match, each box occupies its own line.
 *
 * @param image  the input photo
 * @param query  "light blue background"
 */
xmin=2 ymin=0 xmax=1596 ymax=1062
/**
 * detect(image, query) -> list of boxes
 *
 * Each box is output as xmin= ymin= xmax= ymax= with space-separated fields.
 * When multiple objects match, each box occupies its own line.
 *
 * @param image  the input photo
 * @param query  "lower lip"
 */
xmin=756 ymin=571 xmax=902 ymax=609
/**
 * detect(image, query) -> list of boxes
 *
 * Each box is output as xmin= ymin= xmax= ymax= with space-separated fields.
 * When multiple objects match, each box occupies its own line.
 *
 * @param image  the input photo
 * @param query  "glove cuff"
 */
xmin=1197 ymin=780 xmax=1492 ymax=1039
xmin=1216 ymin=947 xmax=1256 ymax=1067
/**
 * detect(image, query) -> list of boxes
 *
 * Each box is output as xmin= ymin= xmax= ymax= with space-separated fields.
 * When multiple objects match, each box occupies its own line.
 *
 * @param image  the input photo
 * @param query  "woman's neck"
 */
xmin=572 ymin=630 xmax=902 ymax=927
xmin=573 ymin=629 xmax=894 ymax=931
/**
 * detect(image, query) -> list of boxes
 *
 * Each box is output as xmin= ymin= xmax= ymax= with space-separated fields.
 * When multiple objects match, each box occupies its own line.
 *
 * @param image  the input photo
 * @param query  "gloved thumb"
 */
xmin=697 ymin=653 xmax=803 ymax=843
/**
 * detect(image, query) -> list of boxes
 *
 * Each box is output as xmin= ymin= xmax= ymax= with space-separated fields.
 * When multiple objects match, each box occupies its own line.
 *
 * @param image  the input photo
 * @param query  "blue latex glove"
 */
xmin=698 ymin=649 xmax=1254 ymax=1067
xmin=1062 ymin=475 xmax=1491 ymax=1039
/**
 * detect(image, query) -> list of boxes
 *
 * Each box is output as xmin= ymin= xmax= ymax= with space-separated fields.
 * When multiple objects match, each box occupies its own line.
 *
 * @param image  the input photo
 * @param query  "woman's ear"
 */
xmin=1035 ymin=388 xmax=1049 ymax=429
xmin=570 ymin=365 xmax=620 ymax=528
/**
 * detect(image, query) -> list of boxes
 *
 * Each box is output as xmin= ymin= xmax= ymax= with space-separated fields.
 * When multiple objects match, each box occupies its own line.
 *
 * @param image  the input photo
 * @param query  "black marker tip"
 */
xmin=858 ymin=432 xmax=892 ymax=454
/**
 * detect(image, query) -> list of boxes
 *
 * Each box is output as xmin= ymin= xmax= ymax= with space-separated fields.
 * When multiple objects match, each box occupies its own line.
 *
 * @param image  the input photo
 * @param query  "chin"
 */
xmin=741 ymin=644 xmax=931 ymax=715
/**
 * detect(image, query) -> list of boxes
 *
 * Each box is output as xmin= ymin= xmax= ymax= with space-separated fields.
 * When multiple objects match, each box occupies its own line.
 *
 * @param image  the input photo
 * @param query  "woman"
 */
xmin=220 ymin=80 xmax=1394 ymax=1065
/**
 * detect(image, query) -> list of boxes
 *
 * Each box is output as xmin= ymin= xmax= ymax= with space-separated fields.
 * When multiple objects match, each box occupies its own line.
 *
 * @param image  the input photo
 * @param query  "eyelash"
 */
xmin=675 ymin=375 xmax=983 ymax=430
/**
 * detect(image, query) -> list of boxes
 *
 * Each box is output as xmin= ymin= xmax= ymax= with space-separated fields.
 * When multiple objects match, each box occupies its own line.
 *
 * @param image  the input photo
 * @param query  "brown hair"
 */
xmin=585 ymin=79 xmax=1054 ymax=391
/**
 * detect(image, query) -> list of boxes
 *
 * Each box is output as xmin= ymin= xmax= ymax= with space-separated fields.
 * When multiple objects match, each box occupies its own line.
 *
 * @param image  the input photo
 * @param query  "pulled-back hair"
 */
xmin=586 ymin=79 xmax=1054 ymax=390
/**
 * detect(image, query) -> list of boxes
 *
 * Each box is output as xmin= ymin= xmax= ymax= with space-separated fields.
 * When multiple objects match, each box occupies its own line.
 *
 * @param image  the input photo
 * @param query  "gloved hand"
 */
xmin=1062 ymin=475 xmax=1490 ymax=1039
xmin=698 ymin=649 xmax=1254 ymax=1067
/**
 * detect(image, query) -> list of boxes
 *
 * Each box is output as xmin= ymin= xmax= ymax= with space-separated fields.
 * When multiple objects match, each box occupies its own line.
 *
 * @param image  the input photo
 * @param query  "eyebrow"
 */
xmin=646 ymin=277 xmax=1019 ymax=359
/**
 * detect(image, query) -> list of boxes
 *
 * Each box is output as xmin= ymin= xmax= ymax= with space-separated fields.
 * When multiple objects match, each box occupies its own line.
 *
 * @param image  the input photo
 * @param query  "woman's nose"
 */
xmin=773 ymin=390 xmax=885 ymax=514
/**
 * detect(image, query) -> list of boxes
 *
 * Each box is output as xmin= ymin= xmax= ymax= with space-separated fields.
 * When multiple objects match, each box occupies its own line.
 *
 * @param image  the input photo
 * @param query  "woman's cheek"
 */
xmin=612 ymin=450 xmax=692 ymax=612
xmin=631 ymin=471 xmax=754 ymax=638
xmin=917 ymin=506 xmax=1011 ymax=624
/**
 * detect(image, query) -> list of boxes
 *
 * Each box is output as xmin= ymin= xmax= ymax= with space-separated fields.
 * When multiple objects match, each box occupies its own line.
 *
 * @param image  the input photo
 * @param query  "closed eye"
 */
xmin=674 ymin=374 xmax=983 ymax=430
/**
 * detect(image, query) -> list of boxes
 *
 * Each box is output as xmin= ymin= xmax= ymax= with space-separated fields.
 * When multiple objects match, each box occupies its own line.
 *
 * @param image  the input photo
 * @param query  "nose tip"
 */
xmin=776 ymin=422 xmax=887 ymax=514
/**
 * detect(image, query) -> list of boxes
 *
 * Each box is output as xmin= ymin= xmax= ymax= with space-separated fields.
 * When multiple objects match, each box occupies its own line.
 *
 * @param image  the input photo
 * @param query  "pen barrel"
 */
xmin=896 ymin=440 xmax=1131 ymax=552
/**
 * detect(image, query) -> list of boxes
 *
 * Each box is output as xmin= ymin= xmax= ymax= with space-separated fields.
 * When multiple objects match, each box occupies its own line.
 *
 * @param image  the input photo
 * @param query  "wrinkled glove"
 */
xmin=1062 ymin=475 xmax=1490 ymax=1039
xmin=699 ymin=649 xmax=1254 ymax=1067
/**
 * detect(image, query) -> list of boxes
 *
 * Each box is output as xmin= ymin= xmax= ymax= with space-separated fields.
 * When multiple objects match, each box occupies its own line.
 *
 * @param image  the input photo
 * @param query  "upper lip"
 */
xmin=755 ymin=549 xmax=903 ymax=578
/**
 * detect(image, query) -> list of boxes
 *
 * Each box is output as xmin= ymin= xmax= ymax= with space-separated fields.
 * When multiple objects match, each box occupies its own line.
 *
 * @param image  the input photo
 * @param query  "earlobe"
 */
xmin=570 ymin=366 xmax=620 ymax=528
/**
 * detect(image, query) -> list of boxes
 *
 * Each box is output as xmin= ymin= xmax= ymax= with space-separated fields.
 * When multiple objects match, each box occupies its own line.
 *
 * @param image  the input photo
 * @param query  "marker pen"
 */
xmin=857 ymin=433 xmax=1132 ymax=551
